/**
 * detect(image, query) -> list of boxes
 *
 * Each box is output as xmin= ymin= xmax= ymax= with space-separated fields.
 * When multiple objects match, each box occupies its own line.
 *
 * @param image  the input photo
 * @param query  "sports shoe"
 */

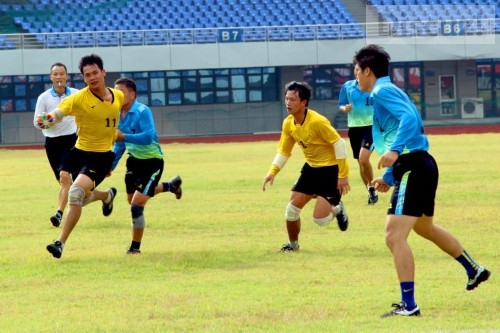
xmin=50 ymin=212 xmax=62 ymax=227
xmin=380 ymin=302 xmax=421 ymax=318
xmin=466 ymin=266 xmax=491 ymax=290
xmin=279 ymin=243 xmax=299 ymax=252
xmin=368 ymin=186 xmax=379 ymax=205
xmin=126 ymin=248 xmax=141 ymax=255
xmin=335 ymin=201 xmax=349 ymax=231
xmin=46 ymin=240 xmax=63 ymax=259
xmin=102 ymin=187 xmax=117 ymax=217
xmin=170 ymin=175 xmax=182 ymax=200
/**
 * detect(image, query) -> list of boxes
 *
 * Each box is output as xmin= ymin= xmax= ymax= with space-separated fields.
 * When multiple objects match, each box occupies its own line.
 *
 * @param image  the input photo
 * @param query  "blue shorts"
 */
xmin=388 ymin=151 xmax=438 ymax=217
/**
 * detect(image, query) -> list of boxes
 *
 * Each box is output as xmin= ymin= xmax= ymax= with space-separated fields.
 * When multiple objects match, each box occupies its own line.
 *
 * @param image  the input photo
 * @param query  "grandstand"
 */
xmin=0 ymin=0 xmax=499 ymax=145
xmin=1 ymin=0 xmax=498 ymax=48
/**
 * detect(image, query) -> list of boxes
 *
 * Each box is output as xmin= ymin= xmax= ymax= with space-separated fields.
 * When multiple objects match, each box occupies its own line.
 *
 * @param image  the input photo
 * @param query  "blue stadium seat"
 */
xmin=292 ymin=26 xmax=317 ymax=41
xmin=267 ymin=27 xmax=291 ymax=41
xmin=194 ymin=29 xmax=218 ymax=43
xmin=145 ymin=30 xmax=169 ymax=45
xmin=243 ymin=27 xmax=267 ymax=42
xmin=317 ymin=25 xmax=341 ymax=40
xmin=170 ymin=30 xmax=193 ymax=44
xmin=96 ymin=32 xmax=120 ymax=47
xmin=46 ymin=33 xmax=71 ymax=48
xmin=72 ymin=33 xmax=95 ymax=47
xmin=122 ymin=31 xmax=144 ymax=46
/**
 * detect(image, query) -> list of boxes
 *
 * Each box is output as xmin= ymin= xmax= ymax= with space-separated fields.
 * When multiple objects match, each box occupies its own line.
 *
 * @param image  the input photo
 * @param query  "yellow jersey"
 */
xmin=273 ymin=108 xmax=349 ymax=178
xmin=58 ymin=87 xmax=124 ymax=152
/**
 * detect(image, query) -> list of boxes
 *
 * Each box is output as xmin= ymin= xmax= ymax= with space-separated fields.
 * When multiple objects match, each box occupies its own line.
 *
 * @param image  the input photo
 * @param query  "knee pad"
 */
xmin=82 ymin=191 xmax=95 ymax=207
xmin=313 ymin=212 xmax=333 ymax=227
xmin=68 ymin=184 xmax=85 ymax=206
xmin=284 ymin=203 xmax=301 ymax=222
xmin=131 ymin=204 xmax=145 ymax=229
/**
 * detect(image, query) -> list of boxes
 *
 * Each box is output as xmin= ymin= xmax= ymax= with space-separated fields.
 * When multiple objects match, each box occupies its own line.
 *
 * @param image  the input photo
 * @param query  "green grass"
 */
xmin=0 ymin=134 xmax=498 ymax=332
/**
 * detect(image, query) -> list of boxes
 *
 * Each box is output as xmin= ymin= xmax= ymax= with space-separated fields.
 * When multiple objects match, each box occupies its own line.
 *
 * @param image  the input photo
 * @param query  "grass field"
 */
xmin=0 ymin=133 xmax=498 ymax=332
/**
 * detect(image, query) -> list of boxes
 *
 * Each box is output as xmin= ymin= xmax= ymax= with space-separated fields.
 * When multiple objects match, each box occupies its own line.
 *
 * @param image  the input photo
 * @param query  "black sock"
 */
xmin=162 ymin=182 xmax=171 ymax=192
xmin=57 ymin=210 xmax=63 ymax=217
xmin=131 ymin=241 xmax=141 ymax=250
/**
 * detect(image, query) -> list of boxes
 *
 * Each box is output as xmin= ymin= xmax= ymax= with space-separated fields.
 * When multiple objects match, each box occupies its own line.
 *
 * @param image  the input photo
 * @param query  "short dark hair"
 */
xmin=284 ymin=81 xmax=312 ymax=106
xmin=353 ymin=44 xmax=391 ymax=78
xmin=78 ymin=54 xmax=104 ymax=74
xmin=114 ymin=77 xmax=137 ymax=94
xmin=50 ymin=62 xmax=67 ymax=73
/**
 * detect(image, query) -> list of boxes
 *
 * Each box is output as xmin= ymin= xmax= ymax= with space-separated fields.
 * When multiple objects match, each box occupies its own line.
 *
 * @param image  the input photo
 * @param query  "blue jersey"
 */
xmin=112 ymin=100 xmax=163 ymax=170
xmin=338 ymin=79 xmax=373 ymax=128
xmin=371 ymin=76 xmax=429 ymax=185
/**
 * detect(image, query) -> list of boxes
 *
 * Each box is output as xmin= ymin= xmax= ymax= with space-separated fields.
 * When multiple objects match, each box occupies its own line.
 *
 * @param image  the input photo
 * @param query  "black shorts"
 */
xmin=44 ymin=133 xmax=77 ymax=181
xmin=347 ymin=125 xmax=373 ymax=159
xmin=388 ymin=151 xmax=439 ymax=217
xmin=62 ymin=147 xmax=115 ymax=188
xmin=292 ymin=163 xmax=341 ymax=205
xmin=125 ymin=156 xmax=164 ymax=197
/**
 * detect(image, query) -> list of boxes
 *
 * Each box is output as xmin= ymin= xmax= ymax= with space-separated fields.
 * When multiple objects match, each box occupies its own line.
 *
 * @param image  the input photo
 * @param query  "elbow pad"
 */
xmin=333 ymin=139 xmax=348 ymax=159
xmin=272 ymin=153 xmax=289 ymax=170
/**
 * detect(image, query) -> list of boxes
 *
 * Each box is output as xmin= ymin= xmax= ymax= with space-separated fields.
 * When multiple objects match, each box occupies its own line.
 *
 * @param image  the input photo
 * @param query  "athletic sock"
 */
xmin=131 ymin=241 xmax=141 ymax=250
xmin=400 ymin=281 xmax=416 ymax=309
xmin=162 ymin=182 xmax=171 ymax=192
xmin=57 ymin=210 xmax=63 ymax=217
xmin=289 ymin=241 xmax=299 ymax=250
xmin=455 ymin=250 xmax=480 ymax=277
xmin=104 ymin=189 xmax=112 ymax=204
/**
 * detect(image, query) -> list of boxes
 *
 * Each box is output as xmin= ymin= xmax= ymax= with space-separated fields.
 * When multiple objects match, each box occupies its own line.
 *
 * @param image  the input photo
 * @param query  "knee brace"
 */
xmin=82 ymin=191 xmax=95 ymax=207
xmin=68 ymin=184 xmax=85 ymax=206
xmin=313 ymin=212 xmax=333 ymax=227
xmin=284 ymin=202 xmax=301 ymax=222
xmin=131 ymin=204 xmax=145 ymax=229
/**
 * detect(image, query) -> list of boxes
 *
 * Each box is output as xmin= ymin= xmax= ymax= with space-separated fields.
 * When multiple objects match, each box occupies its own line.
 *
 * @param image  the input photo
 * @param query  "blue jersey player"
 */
xmin=112 ymin=77 xmax=182 ymax=255
xmin=338 ymin=78 xmax=378 ymax=205
xmin=353 ymin=44 xmax=490 ymax=318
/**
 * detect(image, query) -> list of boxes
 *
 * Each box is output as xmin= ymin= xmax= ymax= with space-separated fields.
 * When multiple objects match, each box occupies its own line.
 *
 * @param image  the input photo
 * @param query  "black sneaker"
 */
xmin=380 ymin=302 xmax=421 ymax=318
xmin=126 ymin=248 xmax=141 ymax=255
xmin=50 ymin=212 xmax=62 ymax=227
xmin=102 ymin=187 xmax=117 ymax=217
xmin=279 ymin=243 xmax=299 ymax=252
xmin=335 ymin=201 xmax=349 ymax=231
xmin=46 ymin=240 xmax=63 ymax=259
xmin=170 ymin=175 xmax=182 ymax=200
xmin=368 ymin=186 xmax=379 ymax=205
xmin=466 ymin=266 xmax=491 ymax=290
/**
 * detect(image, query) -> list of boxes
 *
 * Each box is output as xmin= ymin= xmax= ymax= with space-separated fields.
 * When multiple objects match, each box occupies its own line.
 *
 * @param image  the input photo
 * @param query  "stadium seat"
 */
xmin=145 ymin=30 xmax=169 ymax=45
xmin=317 ymin=25 xmax=341 ymax=40
xmin=292 ymin=26 xmax=317 ymax=41
xmin=170 ymin=30 xmax=193 ymax=44
xmin=194 ymin=29 xmax=218 ymax=44
xmin=122 ymin=31 xmax=144 ymax=46
xmin=96 ymin=32 xmax=120 ymax=47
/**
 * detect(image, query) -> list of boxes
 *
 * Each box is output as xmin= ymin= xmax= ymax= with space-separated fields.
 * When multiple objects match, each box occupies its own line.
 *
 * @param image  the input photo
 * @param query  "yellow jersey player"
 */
xmin=37 ymin=54 xmax=124 ymax=259
xmin=262 ymin=81 xmax=350 ymax=252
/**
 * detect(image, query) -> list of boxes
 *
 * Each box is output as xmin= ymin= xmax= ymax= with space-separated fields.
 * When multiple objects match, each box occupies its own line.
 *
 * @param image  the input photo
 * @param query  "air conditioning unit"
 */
xmin=461 ymin=98 xmax=484 ymax=119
